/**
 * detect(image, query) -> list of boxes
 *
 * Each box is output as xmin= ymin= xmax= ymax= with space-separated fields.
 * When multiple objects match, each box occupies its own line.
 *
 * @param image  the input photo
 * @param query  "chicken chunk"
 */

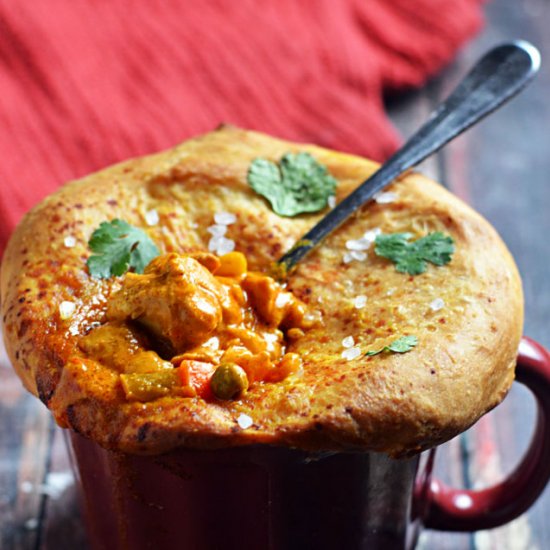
xmin=107 ymin=253 xmax=229 ymax=352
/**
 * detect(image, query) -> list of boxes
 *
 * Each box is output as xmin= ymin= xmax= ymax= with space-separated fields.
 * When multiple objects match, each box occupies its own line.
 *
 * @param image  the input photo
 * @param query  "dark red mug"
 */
xmin=67 ymin=337 xmax=550 ymax=550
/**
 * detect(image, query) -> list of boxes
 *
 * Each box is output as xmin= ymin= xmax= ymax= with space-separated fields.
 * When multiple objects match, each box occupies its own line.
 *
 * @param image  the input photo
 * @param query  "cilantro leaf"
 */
xmin=247 ymin=152 xmax=337 ymax=217
xmin=374 ymin=231 xmax=455 ymax=275
xmin=365 ymin=335 xmax=418 ymax=357
xmin=87 ymin=219 xmax=160 ymax=278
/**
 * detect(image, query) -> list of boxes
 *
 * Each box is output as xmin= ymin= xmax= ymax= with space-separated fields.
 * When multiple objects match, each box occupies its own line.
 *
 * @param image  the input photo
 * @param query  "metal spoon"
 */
xmin=277 ymin=41 xmax=541 ymax=274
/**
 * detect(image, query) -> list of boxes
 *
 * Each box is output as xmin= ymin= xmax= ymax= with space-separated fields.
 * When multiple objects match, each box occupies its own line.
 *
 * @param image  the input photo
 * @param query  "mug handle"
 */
xmin=424 ymin=336 xmax=550 ymax=531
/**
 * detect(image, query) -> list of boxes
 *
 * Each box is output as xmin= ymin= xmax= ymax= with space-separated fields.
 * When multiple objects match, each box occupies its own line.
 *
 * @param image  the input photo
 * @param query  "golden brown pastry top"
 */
xmin=0 ymin=126 xmax=523 ymax=456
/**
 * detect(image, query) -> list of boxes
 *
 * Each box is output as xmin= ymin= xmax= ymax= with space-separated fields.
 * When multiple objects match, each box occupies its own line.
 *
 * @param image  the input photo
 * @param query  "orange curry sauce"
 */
xmin=79 ymin=252 xmax=309 ymax=401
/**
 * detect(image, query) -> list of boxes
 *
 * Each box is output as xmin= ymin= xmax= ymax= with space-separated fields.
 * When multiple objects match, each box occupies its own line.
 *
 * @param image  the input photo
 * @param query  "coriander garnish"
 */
xmin=247 ymin=152 xmax=336 ymax=217
xmin=374 ymin=232 xmax=454 ymax=275
xmin=87 ymin=219 xmax=160 ymax=278
xmin=365 ymin=335 xmax=418 ymax=357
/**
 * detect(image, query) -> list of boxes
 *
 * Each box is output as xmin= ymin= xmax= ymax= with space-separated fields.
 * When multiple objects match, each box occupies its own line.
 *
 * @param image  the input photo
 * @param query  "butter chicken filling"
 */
xmin=79 ymin=252 xmax=309 ymax=402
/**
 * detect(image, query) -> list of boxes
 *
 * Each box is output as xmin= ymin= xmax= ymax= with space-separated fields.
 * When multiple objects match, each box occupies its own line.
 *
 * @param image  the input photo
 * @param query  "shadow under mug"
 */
xmin=67 ymin=337 xmax=550 ymax=550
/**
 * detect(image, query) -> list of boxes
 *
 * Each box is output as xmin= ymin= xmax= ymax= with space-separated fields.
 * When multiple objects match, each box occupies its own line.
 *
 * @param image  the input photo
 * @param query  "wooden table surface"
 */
xmin=1 ymin=1 xmax=549 ymax=548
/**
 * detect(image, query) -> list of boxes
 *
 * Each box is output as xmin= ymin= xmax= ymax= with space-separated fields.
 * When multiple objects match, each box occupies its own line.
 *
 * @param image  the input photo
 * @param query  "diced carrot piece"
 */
xmin=177 ymin=360 xmax=217 ymax=400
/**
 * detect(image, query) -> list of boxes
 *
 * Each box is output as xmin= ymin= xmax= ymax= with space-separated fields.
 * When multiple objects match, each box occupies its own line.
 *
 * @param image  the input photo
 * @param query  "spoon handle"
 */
xmin=277 ymin=41 xmax=541 ymax=273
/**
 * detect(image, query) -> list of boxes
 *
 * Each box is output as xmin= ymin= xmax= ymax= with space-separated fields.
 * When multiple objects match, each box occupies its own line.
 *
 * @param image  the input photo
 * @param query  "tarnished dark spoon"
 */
xmin=277 ymin=41 xmax=540 ymax=275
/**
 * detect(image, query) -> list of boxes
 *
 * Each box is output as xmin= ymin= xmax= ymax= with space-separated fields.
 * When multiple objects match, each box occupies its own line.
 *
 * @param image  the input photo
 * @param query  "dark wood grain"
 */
xmin=39 ymin=428 xmax=88 ymax=550
xmin=0 ymin=334 xmax=88 ymax=550
xmin=395 ymin=1 xmax=550 ymax=548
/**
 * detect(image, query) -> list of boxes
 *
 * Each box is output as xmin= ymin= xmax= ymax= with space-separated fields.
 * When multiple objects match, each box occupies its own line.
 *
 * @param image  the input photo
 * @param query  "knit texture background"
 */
xmin=0 ymin=0 xmax=484 ymax=254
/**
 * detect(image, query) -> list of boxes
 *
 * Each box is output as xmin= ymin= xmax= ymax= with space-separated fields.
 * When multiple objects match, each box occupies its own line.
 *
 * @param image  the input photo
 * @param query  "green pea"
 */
xmin=211 ymin=363 xmax=249 ymax=400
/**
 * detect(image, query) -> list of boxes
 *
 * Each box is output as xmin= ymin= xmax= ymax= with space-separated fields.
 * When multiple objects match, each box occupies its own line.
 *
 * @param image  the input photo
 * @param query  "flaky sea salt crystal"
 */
xmin=208 ymin=235 xmax=235 ymax=255
xmin=63 ymin=235 xmax=76 ymax=248
xmin=214 ymin=211 xmax=237 ymax=225
xmin=363 ymin=228 xmax=382 ymax=242
xmin=214 ymin=237 xmax=235 ymax=256
xmin=208 ymin=237 xmax=222 ymax=252
xmin=144 ymin=209 xmax=159 ymax=226
xmin=237 ymin=413 xmax=253 ymax=429
xmin=374 ymin=191 xmax=397 ymax=204
xmin=345 ymin=237 xmax=371 ymax=251
xmin=59 ymin=301 xmax=76 ymax=320
xmin=342 ymin=346 xmax=361 ymax=361
xmin=349 ymin=250 xmax=366 ymax=261
xmin=430 ymin=298 xmax=445 ymax=311
xmin=343 ymin=250 xmax=366 ymax=264
xmin=328 ymin=195 xmax=337 ymax=208
xmin=353 ymin=295 xmax=367 ymax=309
xmin=342 ymin=336 xmax=355 ymax=348
xmin=207 ymin=224 xmax=227 ymax=237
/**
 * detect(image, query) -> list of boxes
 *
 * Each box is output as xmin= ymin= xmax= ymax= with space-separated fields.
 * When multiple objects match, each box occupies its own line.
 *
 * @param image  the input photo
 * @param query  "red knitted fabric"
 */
xmin=0 ymin=0 xmax=483 ymax=254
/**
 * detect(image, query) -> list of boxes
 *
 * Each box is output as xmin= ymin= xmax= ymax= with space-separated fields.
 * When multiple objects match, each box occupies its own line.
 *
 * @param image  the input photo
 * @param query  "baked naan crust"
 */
xmin=1 ymin=126 xmax=523 ymax=456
